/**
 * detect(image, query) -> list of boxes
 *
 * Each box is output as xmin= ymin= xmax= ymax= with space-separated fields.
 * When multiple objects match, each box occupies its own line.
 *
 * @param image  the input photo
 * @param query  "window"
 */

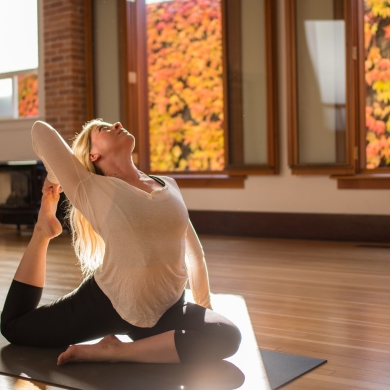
xmin=0 ymin=0 xmax=39 ymax=120
xmin=286 ymin=0 xmax=390 ymax=188
xmin=117 ymin=0 xmax=278 ymax=176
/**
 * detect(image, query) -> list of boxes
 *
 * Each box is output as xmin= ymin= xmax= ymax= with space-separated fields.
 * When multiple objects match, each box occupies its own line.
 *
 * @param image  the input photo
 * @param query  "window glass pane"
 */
xmin=18 ymin=73 xmax=38 ymax=118
xmin=241 ymin=0 xmax=267 ymax=164
xmin=364 ymin=0 xmax=390 ymax=169
xmin=0 ymin=78 xmax=13 ymax=117
xmin=296 ymin=0 xmax=346 ymax=164
xmin=0 ymin=0 xmax=38 ymax=74
xmin=146 ymin=0 xmax=225 ymax=172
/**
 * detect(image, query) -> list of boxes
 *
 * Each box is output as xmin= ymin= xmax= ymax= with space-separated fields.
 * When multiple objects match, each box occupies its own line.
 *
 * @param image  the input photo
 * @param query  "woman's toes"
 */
xmin=57 ymin=345 xmax=78 ymax=366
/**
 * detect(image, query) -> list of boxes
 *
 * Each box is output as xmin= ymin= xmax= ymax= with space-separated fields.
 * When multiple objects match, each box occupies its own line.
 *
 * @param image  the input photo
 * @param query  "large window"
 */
xmin=0 ymin=0 xmax=39 ymax=120
xmin=118 ymin=0 xmax=278 ymax=176
xmin=286 ymin=0 xmax=390 ymax=188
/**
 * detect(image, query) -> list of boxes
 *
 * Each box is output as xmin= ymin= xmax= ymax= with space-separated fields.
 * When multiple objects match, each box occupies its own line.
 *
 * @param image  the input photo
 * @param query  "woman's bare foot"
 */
xmin=34 ymin=188 xmax=62 ymax=239
xmin=57 ymin=335 xmax=123 ymax=365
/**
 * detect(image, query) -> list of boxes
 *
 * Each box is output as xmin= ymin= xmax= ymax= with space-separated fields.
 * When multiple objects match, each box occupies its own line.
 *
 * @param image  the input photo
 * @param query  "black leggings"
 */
xmin=0 ymin=276 xmax=241 ymax=363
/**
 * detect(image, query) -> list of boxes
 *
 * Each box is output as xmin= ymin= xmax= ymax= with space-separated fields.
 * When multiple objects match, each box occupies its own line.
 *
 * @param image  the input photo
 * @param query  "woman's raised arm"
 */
xmin=31 ymin=121 xmax=91 ymax=206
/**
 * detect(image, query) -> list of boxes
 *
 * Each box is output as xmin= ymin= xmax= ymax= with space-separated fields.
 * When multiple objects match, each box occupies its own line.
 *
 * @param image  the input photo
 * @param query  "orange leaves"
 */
xmin=384 ymin=24 xmax=390 ymax=38
xmin=18 ymin=74 xmax=38 ymax=118
xmin=146 ymin=0 xmax=225 ymax=171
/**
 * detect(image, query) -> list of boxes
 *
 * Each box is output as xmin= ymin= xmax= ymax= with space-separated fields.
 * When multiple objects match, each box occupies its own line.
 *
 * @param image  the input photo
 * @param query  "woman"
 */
xmin=1 ymin=120 xmax=241 ymax=366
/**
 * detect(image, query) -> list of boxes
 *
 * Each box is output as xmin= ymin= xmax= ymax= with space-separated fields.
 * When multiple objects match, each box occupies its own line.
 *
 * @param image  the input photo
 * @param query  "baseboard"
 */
xmin=188 ymin=211 xmax=390 ymax=243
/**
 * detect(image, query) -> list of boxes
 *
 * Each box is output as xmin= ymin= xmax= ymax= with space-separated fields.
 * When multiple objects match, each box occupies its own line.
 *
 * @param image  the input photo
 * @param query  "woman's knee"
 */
xmin=214 ymin=322 xmax=242 ymax=359
xmin=1 ymin=317 xmax=17 ymax=345
xmin=174 ymin=323 xmax=241 ymax=363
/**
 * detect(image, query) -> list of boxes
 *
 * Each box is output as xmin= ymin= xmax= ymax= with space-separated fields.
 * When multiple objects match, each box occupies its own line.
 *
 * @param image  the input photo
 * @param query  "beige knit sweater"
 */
xmin=31 ymin=121 xmax=211 ymax=327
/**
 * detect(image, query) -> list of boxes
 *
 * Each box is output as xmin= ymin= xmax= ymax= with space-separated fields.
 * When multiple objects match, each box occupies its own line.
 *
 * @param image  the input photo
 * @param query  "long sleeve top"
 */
xmin=31 ymin=121 xmax=212 ymax=327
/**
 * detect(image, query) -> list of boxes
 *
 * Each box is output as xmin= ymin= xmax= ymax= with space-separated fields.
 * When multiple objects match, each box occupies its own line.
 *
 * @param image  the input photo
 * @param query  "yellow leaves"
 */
xmin=172 ymin=145 xmax=182 ymax=161
xmin=366 ymin=0 xmax=390 ymax=17
xmin=366 ymin=131 xmax=378 ymax=143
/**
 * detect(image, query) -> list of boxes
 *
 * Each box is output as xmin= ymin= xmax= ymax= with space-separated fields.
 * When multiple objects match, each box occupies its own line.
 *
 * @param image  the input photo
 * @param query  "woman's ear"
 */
xmin=89 ymin=152 xmax=101 ymax=163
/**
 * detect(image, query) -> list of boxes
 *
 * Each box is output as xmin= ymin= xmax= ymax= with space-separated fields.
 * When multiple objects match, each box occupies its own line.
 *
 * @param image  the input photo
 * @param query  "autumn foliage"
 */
xmin=18 ymin=74 xmax=38 ymax=118
xmin=146 ymin=0 xmax=225 ymax=171
xmin=364 ymin=0 xmax=390 ymax=168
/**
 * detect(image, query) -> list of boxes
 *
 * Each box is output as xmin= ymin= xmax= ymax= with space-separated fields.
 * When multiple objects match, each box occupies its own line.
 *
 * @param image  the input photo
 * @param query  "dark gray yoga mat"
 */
xmin=0 ymin=335 xmax=326 ymax=390
xmin=260 ymin=349 xmax=327 ymax=389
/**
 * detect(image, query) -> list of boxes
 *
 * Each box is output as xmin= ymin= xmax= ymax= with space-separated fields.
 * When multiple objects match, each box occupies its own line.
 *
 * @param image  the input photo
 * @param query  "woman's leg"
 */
xmin=57 ymin=297 xmax=241 ymax=365
xmin=14 ymin=185 xmax=62 ymax=287
xmin=1 ymin=185 xmax=63 ymax=339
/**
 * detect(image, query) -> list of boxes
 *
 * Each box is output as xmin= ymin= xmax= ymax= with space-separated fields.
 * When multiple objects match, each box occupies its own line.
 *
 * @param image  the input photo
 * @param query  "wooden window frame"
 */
xmin=285 ymin=0 xmax=358 ymax=175
xmin=222 ymin=0 xmax=279 ymax=176
xmin=114 ymin=0 xmax=278 ymax=185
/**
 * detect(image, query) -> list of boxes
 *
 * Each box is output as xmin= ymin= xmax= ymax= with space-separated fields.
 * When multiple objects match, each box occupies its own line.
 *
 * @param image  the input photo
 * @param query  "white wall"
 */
xmin=180 ymin=0 xmax=390 ymax=215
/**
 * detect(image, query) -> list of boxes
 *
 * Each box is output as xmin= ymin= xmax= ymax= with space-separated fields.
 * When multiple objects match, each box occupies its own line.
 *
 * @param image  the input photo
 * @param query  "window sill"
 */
xmin=144 ymin=173 xmax=247 ymax=188
xmin=331 ymin=174 xmax=390 ymax=189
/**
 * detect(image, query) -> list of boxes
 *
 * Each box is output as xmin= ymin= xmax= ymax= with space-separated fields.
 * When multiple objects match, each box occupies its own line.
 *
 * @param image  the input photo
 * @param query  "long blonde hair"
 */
xmin=67 ymin=118 xmax=106 ymax=277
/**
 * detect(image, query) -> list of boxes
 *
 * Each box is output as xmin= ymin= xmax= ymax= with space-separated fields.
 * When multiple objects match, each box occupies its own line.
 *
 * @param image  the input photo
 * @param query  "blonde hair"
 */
xmin=66 ymin=118 xmax=106 ymax=277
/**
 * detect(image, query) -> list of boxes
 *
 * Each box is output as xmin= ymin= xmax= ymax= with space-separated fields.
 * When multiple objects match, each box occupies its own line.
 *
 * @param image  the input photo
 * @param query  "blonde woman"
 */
xmin=1 ymin=120 xmax=241 ymax=365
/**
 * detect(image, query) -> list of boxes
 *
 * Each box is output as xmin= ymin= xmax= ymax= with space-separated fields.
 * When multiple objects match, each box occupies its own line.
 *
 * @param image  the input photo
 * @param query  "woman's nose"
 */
xmin=113 ymin=122 xmax=122 ymax=130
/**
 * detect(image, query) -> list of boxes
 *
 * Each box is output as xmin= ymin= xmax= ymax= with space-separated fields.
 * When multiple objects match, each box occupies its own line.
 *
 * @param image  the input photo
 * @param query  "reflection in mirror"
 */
xmin=296 ymin=0 xmax=346 ymax=164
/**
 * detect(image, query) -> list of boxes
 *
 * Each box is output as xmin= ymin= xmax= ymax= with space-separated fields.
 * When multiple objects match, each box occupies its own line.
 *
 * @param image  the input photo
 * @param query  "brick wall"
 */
xmin=43 ymin=0 xmax=87 ymax=143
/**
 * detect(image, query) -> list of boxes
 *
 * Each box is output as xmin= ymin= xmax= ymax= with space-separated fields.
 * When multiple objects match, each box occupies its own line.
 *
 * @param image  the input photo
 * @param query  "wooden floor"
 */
xmin=0 ymin=226 xmax=389 ymax=390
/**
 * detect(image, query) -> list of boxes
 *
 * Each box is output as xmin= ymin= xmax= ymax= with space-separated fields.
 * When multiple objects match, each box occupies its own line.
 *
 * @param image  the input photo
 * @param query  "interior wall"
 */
xmin=180 ymin=0 xmax=390 ymax=215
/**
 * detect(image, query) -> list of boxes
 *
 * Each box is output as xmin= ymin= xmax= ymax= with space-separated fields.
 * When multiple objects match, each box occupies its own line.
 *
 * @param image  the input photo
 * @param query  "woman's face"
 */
xmin=89 ymin=121 xmax=135 ymax=164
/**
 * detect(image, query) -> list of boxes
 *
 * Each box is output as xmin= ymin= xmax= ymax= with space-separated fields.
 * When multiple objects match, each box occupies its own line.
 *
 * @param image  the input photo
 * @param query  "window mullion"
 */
xmin=12 ymin=75 xmax=18 ymax=119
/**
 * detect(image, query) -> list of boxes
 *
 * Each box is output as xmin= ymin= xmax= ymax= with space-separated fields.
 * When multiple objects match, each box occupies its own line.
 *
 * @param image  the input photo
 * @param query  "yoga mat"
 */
xmin=260 ymin=349 xmax=327 ymax=390
xmin=0 ymin=292 xmax=271 ymax=389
